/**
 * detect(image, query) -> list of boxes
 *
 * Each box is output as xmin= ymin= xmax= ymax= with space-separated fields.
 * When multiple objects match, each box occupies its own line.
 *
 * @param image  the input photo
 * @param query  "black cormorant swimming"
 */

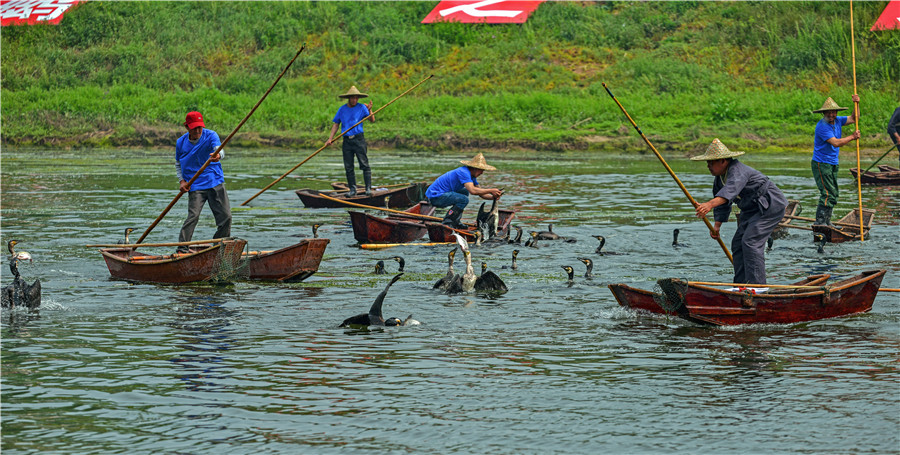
xmin=340 ymin=273 xmax=405 ymax=327
xmin=814 ymin=233 xmax=826 ymax=254
xmin=2 ymin=240 xmax=41 ymax=309
xmin=374 ymin=260 xmax=386 ymax=274
xmin=501 ymin=249 xmax=519 ymax=270
xmin=117 ymin=228 xmax=135 ymax=245
xmin=391 ymin=256 xmax=405 ymax=272
xmin=672 ymin=229 xmax=687 ymax=247
xmin=577 ymin=257 xmax=593 ymax=278
xmin=509 ymin=226 xmax=523 ymax=244
xmin=525 ymin=231 xmax=540 ymax=248
xmin=312 ymin=223 xmax=322 ymax=238
xmin=561 ymin=265 xmax=575 ymax=285
xmin=593 ymin=235 xmax=623 ymax=255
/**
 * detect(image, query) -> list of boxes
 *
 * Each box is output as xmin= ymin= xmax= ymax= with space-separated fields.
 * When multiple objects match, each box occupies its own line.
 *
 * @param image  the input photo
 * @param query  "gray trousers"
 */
xmin=178 ymin=183 xmax=232 ymax=251
xmin=731 ymin=198 xmax=786 ymax=285
xmin=342 ymin=134 xmax=370 ymax=189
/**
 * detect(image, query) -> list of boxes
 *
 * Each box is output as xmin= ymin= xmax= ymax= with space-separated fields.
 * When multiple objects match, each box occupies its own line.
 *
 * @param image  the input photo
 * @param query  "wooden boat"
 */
xmin=425 ymin=209 xmax=517 ymax=243
xmin=609 ymin=274 xmax=831 ymax=316
xmin=242 ymin=238 xmax=330 ymax=282
xmin=772 ymin=199 xmax=802 ymax=239
xmin=99 ymin=238 xmax=247 ymax=284
xmin=348 ymin=202 xmax=437 ymax=244
xmin=849 ymin=165 xmax=900 ymax=185
xmin=812 ymin=208 xmax=875 ymax=243
xmin=295 ymin=181 xmax=428 ymax=209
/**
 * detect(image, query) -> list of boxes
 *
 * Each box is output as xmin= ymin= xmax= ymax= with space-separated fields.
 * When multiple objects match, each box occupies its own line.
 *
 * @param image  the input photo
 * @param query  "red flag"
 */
xmin=422 ymin=0 xmax=544 ymax=24
xmin=1 ymin=0 xmax=80 ymax=26
xmin=871 ymin=0 xmax=900 ymax=30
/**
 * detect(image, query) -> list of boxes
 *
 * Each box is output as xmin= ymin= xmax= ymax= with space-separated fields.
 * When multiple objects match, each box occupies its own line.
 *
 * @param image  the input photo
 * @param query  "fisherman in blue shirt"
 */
xmin=326 ymin=86 xmax=375 ymax=196
xmin=811 ymin=95 xmax=860 ymax=226
xmin=175 ymin=111 xmax=231 ymax=253
xmin=426 ymin=153 xmax=503 ymax=229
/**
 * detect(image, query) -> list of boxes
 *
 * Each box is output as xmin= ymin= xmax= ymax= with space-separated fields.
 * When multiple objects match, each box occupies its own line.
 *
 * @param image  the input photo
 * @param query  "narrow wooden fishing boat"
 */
xmin=349 ymin=202 xmax=437 ymax=244
xmin=99 ymin=238 xmax=247 ymax=284
xmin=849 ymin=165 xmax=900 ymax=185
xmin=812 ymin=208 xmax=875 ymax=243
xmin=425 ymin=209 xmax=517 ymax=243
xmin=772 ymin=199 xmax=802 ymax=239
xmin=242 ymin=238 xmax=330 ymax=282
xmin=295 ymin=181 xmax=428 ymax=209
xmin=609 ymin=274 xmax=831 ymax=316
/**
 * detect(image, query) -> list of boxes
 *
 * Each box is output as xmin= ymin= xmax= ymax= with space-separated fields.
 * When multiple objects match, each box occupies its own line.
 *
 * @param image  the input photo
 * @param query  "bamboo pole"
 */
xmin=360 ymin=242 xmax=453 ymax=250
xmin=315 ymin=193 xmax=442 ymax=221
xmin=135 ymin=44 xmax=307 ymax=244
xmin=86 ymin=238 xmax=230 ymax=248
xmin=850 ymin=0 xmax=865 ymax=240
xmin=602 ymin=83 xmax=733 ymax=264
xmin=241 ymin=74 xmax=434 ymax=206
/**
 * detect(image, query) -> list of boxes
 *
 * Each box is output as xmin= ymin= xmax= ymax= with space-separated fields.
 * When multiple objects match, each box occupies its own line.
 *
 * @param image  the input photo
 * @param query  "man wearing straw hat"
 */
xmin=693 ymin=139 xmax=787 ymax=285
xmin=811 ymin=95 xmax=860 ymax=227
xmin=426 ymin=153 xmax=504 ymax=229
xmin=326 ymin=85 xmax=375 ymax=196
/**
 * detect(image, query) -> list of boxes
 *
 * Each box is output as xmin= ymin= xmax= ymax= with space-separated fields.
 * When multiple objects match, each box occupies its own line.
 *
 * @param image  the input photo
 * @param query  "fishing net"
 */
xmin=653 ymin=278 xmax=689 ymax=314
xmin=204 ymin=238 xmax=249 ymax=283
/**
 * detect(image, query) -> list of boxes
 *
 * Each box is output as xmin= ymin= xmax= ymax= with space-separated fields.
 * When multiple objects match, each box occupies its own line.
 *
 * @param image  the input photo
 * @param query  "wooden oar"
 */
xmin=863 ymin=143 xmax=899 ymax=173
xmin=241 ymin=74 xmax=434 ymax=206
xmin=782 ymin=214 xmax=864 ymax=229
xmin=603 ymin=83 xmax=733 ymax=264
xmin=360 ymin=242 xmax=453 ymax=250
xmin=850 ymin=0 xmax=865 ymax=240
xmin=315 ymin=193 xmax=442 ymax=221
xmin=136 ymin=44 xmax=307 ymax=244
xmin=86 ymin=238 xmax=230 ymax=248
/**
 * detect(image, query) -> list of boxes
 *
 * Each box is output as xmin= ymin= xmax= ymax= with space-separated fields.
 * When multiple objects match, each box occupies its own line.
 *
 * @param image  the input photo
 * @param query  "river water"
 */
xmin=2 ymin=148 xmax=898 ymax=454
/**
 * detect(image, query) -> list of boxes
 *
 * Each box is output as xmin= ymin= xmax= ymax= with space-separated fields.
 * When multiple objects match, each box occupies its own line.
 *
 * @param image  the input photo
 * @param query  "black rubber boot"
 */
xmin=363 ymin=170 xmax=373 ymax=196
xmin=813 ymin=205 xmax=826 ymax=226
xmin=346 ymin=171 xmax=357 ymax=197
xmin=442 ymin=207 xmax=465 ymax=229
xmin=822 ymin=206 xmax=834 ymax=227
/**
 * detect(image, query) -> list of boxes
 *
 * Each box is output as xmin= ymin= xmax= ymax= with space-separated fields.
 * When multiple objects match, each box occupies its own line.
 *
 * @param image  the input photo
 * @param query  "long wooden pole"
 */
xmin=602 ymin=83 xmax=733 ymax=264
xmin=850 ymin=0 xmax=865 ymax=240
xmin=315 ymin=193 xmax=442 ymax=221
xmin=241 ymin=74 xmax=435 ymax=206
xmin=360 ymin=242 xmax=453 ymax=250
xmin=86 ymin=238 xmax=230 ymax=248
xmin=135 ymin=44 xmax=307 ymax=244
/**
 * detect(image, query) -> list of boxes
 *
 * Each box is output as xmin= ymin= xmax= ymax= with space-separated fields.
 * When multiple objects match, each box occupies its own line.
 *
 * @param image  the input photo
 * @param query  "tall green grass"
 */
xmin=2 ymin=1 xmax=898 ymax=150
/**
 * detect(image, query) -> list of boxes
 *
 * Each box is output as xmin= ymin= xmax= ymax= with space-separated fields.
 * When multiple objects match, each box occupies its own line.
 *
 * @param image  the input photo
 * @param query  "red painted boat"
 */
xmin=348 ymin=202 xmax=437 ymax=244
xmin=849 ymin=165 xmax=900 ymax=185
xmin=99 ymin=238 xmax=247 ymax=284
xmin=295 ymin=182 xmax=428 ymax=209
xmin=609 ymin=274 xmax=831 ymax=316
xmin=242 ymin=238 xmax=330 ymax=282
xmin=425 ymin=209 xmax=517 ymax=243
xmin=611 ymin=270 xmax=886 ymax=326
xmin=812 ymin=208 xmax=875 ymax=243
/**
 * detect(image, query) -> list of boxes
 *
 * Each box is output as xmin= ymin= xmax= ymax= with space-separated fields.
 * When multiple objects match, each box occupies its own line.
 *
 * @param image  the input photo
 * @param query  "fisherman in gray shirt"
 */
xmin=692 ymin=139 xmax=788 ymax=285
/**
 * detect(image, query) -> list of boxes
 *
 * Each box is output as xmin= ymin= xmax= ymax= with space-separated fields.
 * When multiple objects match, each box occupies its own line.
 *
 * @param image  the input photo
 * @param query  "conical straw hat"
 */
xmin=811 ymin=97 xmax=848 ymax=113
xmin=460 ymin=153 xmax=497 ymax=171
xmin=338 ymin=85 xmax=368 ymax=99
xmin=690 ymin=138 xmax=745 ymax=161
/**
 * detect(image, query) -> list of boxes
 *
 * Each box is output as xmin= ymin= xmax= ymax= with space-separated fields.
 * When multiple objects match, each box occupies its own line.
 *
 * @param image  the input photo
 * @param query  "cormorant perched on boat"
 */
xmin=117 ymin=228 xmax=135 ymax=245
xmin=446 ymin=233 xmax=506 ymax=293
xmin=374 ymin=260 xmax=386 ymax=274
xmin=340 ymin=273 xmax=404 ymax=327
xmin=525 ymin=231 xmax=540 ymax=248
xmin=672 ymin=229 xmax=687 ymax=247
xmin=391 ymin=256 xmax=405 ymax=272
xmin=501 ymin=249 xmax=519 ymax=270
xmin=433 ymin=249 xmax=458 ymax=291
xmin=312 ymin=224 xmax=322 ymax=238
xmin=2 ymin=240 xmax=41 ymax=310
xmin=577 ymin=257 xmax=593 ymax=278
xmin=509 ymin=226 xmax=523 ymax=244
xmin=593 ymin=235 xmax=623 ymax=255
xmin=814 ymin=233 xmax=826 ymax=254
xmin=561 ymin=265 xmax=575 ymax=285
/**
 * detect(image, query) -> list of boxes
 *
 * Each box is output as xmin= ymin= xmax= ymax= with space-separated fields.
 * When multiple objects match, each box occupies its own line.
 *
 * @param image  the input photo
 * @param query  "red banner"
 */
xmin=871 ymin=0 xmax=900 ymax=30
xmin=1 ymin=0 xmax=80 ymax=26
xmin=422 ymin=0 xmax=544 ymax=24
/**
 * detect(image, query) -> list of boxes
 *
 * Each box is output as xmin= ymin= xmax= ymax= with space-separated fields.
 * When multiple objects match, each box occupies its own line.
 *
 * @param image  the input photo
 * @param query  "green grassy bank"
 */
xmin=2 ymin=1 xmax=898 ymax=153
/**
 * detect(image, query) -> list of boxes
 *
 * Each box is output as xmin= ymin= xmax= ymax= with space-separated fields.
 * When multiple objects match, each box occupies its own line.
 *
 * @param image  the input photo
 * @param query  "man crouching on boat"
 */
xmin=425 ymin=153 xmax=503 ymax=229
xmin=692 ymin=139 xmax=787 ymax=285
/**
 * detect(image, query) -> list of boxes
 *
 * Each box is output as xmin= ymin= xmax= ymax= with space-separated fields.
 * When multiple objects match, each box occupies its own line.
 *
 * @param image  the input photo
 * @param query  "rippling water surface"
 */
xmin=2 ymin=148 xmax=898 ymax=454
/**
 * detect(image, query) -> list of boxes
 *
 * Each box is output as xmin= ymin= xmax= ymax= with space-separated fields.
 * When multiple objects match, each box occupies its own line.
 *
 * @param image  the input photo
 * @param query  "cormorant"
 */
xmin=672 ymin=229 xmax=687 ymax=247
xmin=577 ymin=257 xmax=593 ymax=278
xmin=501 ymin=249 xmax=519 ymax=270
xmin=374 ymin=260 xmax=386 ymax=274
xmin=391 ymin=256 xmax=405 ymax=272
xmin=2 ymin=240 xmax=41 ymax=309
xmin=385 ymin=315 xmax=421 ymax=326
xmin=525 ymin=231 xmax=540 ymax=248
xmin=814 ymin=233 xmax=826 ymax=254
xmin=475 ymin=261 xmax=507 ymax=292
xmin=117 ymin=227 xmax=135 ymax=245
xmin=312 ymin=224 xmax=322 ymax=239
xmin=509 ymin=226 xmax=523 ymax=244
xmin=537 ymin=224 xmax=560 ymax=240
xmin=766 ymin=236 xmax=774 ymax=251
xmin=593 ymin=235 xmax=623 ymax=255
xmin=433 ymin=249 xmax=457 ymax=291
xmin=446 ymin=233 xmax=506 ymax=293
xmin=561 ymin=265 xmax=575 ymax=285
xmin=340 ymin=273 xmax=404 ymax=327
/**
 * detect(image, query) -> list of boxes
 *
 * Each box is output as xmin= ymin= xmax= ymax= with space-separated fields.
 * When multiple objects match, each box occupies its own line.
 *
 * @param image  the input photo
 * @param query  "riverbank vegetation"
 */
xmin=2 ymin=1 xmax=898 ymax=153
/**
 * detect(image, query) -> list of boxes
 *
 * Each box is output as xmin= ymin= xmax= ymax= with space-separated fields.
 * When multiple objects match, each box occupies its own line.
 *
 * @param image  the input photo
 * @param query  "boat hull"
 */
xmin=295 ymin=182 xmax=428 ymax=209
xmin=100 ymin=239 xmax=247 ymax=284
xmin=849 ymin=166 xmax=900 ymax=186
xmin=348 ymin=202 xmax=437 ymax=244
xmin=244 ymin=239 xmax=330 ymax=282
xmin=426 ymin=209 xmax=516 ymax=243
xmin=812 ymin=208 xmax=875 ymax=243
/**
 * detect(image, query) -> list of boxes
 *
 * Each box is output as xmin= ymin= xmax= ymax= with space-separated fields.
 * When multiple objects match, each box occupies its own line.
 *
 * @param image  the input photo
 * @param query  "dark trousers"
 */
xmin=811 ymin=160 xmax=839 ymax=208
xmin=342 ymin=134 xmax=370 ymax=189
xmin=731 ymin=197 xmax=787 ymax=285
xmin=178 ymin=183 xmax=232 ymax=251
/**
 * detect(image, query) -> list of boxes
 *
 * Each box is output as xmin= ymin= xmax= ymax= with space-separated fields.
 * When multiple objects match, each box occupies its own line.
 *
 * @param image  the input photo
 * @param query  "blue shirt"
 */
xmin=813 ymin=116 xmax=848 ymax=165
xmin=176 ymin=129 xmax=224 ymax=191
xmin=332 ymin=103 xmax=371 ymax=137
xmin=426 ymin=166 xmax=478 ymax=198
